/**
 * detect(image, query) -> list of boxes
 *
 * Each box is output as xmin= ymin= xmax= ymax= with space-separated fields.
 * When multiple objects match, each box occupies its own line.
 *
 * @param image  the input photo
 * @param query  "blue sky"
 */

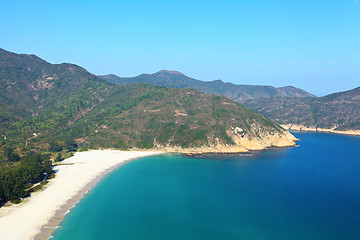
xmin=1 ymin=0 xmax=359 ymax=96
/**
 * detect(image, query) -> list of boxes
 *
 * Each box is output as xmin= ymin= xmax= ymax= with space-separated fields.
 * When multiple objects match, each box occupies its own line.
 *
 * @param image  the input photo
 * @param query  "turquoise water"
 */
xmin=52 ymin=132 xmax=360 ymax=240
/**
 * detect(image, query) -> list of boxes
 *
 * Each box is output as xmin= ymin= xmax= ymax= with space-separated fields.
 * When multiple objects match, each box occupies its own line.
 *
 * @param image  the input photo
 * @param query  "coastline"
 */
xmin=0 ymin=135 xmax=298 ymax=240
xmin=154 ymin=130 xmax=298 ymax=154
xmin=0 ymin=150 xmax=161 ymax=240
xmin=281 ymin=124 xmax=360 ymax=136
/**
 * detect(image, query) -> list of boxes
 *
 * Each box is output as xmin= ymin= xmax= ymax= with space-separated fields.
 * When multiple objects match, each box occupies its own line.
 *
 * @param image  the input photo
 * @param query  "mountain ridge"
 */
xmin=100 ymin=70 xmax=360 ymax=131
xmin=99 ymin=70 xmax=315 ymax=103
xmin=243 ymin=86 xmax=360 ymax=131
xmin=0 ymin=49 xmax=296 ymax=158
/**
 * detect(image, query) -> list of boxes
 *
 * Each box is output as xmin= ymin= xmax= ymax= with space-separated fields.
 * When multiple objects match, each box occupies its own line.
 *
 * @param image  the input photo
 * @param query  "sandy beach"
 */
xmin=0 ymin=150 xmax=161 ymax=240
xmin=281 ymin=124 xmax=360 ymax=136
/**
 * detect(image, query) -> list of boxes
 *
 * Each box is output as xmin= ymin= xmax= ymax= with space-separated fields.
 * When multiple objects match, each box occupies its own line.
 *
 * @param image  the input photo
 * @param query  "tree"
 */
xmin=55 ymin=153 xmax=63 ymax=162
xmin=49 ymin=141 xmax=62 ymax=152
xmin=64 ymin=138 xmax=77 ymax=152
xmin=4 ymin=147 xmax=20 ymax=162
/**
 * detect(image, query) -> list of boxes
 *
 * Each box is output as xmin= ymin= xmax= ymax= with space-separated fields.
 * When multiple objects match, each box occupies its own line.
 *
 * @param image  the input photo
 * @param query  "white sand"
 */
xmin=281 ymin=124 xmax=360 ymax=136
xmin=0 ymin=150 xmax=161 ymax=240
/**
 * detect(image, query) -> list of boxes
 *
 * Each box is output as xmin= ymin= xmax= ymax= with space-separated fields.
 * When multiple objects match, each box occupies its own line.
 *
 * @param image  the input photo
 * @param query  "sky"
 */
xmin=1 ymin=0 xmax=359 ymax=96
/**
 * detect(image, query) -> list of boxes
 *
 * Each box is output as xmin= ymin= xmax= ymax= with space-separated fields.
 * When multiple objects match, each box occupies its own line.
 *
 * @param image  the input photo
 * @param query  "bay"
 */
xmin=52 ymin=132 xmax=360 ymax=240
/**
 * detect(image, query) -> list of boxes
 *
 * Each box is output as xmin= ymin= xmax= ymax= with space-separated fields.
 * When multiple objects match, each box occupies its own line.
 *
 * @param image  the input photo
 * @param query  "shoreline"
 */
xmin=154 ymin=131 xmax=298 ymax=154
xmin=0 ymin=150 xmax=161 ymax=240
xmin=281 ymin=124 xmax=360 ymax=137
xmin=0 ymin=139 xmax=298 ymax=240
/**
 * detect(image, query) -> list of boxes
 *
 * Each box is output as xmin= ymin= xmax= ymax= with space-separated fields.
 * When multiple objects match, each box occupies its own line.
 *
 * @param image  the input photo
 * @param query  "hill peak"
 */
xmin=155 ymin=70 xmax=185 ymax=76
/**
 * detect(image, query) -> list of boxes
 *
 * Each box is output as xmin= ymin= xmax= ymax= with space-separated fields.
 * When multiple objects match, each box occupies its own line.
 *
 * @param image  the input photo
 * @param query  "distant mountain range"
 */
xmin=100 ymin=71 xmax=360 ymax=131
xmin=244 ymin=87 xmax=360 ymax=131
xmin=0 ymin=48 xmax=295 ymax=159
xmin=99 ymin=70 xmax=315 ymax=103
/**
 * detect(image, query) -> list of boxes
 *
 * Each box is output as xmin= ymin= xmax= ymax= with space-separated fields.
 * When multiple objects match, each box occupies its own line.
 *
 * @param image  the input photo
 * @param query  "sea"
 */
xmin=52 ymin=132 xmax=360 ymax=240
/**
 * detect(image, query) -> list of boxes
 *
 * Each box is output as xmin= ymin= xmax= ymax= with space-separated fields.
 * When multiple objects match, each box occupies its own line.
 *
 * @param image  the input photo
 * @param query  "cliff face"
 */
xmin=153 ymin=124 xmax=297 ymax=154
xmin=227 ymin=125 xmax=297 ymax=151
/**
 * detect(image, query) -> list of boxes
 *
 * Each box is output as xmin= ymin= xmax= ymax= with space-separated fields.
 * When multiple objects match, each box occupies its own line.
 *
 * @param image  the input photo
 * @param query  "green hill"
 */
xmin=68 ymin=83 xmax=297 ymax=152
xmin=100 ymin=70 xmax=360 ymax=131
xmin=99 ymin=70 xmax=315 ymax=103
xmin=0 ymin=48 xmax=295 ymax=157
xmin=243 ymin=87 xmax=360 ymax=131
xmin=0 ymin=48 xmax=114 ymax=149
xmin=0 ymin=48 xmax=297 ymax=202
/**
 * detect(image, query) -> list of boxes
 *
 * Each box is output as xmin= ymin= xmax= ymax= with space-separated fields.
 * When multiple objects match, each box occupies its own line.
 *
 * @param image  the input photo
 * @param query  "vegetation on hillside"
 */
xmin=0 ymin=48 xmax=290 ymax=203
xmin=243 ymin=87 xmax=360 ymax=130
xmin=0 ymin=49 xmax=287 ymax=155
xmin=99 ymin=70 xmax=315 ymax=103
xmin=69 ymin=84 xmax=284 ymax=150
xmin=100 ymin=70 xmax=359 ymax=131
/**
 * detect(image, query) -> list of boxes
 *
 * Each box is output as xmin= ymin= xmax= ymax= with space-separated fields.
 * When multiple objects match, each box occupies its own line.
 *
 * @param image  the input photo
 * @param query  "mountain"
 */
xmin=0 ymin=48 xmax=114 ymax=147
xmin=0 ymin=49 xmax=296 ymax=159
xmin=243 ymin=87 xmax=360 ymax=131
xmin=100 ymin=70 xmax=360 ymax=131
xmin=99 ymin=70 xmax=315 ymax=103
xmin=71 ymin=84 xmax=297 ymax=152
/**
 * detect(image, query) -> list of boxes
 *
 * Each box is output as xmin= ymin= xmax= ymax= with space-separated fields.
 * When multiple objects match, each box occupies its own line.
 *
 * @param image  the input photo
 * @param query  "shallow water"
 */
xmin=52 ymin=132 xmax=360 ymax=240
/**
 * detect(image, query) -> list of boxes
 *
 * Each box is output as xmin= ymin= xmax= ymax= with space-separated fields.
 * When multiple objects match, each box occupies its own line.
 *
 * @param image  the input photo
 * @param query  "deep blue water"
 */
xmin=52 ymin=132 xmax=360 ymax=240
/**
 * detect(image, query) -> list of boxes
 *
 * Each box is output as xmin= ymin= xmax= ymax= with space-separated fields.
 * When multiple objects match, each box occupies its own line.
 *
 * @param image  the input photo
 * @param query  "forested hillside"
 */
xmin=0 ymin=49 xmax=296 ymax=202
xmin=100 ymin=70 xmax=360 ymax=131
xmin=243 ymin=87 xmax=360 ymax=130
xmin=100 ymin=70 xmax=315 ymax=103
xmin=0 ymin=48 xmax=295 ymax=154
